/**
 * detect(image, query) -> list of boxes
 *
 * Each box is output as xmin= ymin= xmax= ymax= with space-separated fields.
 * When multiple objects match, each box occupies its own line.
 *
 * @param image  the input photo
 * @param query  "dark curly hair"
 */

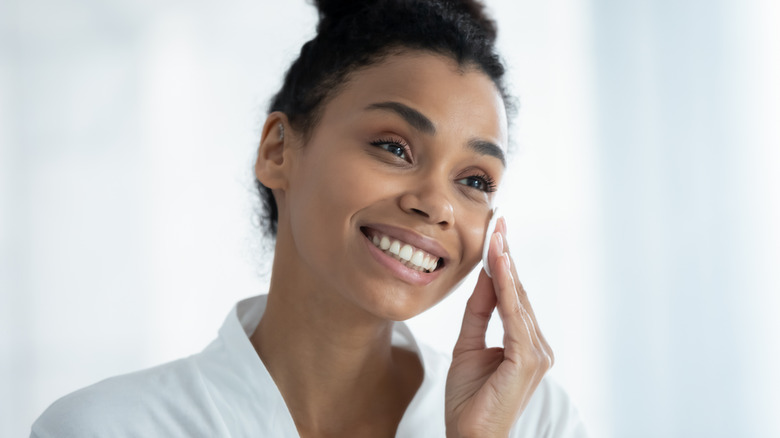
xmin=257 ymin=0 xmax=512 ymax=237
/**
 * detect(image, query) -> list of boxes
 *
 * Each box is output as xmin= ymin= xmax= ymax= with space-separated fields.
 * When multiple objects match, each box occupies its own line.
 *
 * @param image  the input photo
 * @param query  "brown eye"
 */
xmin=381 ymin=143 xmax=406 ymax=158
xmin=456 ymin=174 xmax=497 ymax=193
xmin=370 ymin=139 xmax=411 ymax=162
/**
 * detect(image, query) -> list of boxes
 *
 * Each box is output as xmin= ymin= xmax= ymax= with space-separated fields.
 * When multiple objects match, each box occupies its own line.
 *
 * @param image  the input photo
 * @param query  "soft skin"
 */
xmin=252 ymin=51 xmax=551 ymax=438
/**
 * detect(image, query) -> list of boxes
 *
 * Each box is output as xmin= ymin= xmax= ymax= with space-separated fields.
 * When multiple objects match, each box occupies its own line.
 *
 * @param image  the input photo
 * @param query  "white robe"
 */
xmin=32 ymin=294 xmax=588 ymax=437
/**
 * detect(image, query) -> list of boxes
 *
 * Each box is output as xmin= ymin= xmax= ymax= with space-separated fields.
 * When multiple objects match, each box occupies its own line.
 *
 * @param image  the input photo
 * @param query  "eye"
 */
xmin=457 ymin=173 xmax=497 ymax=193
xmin=369 ymin=138 xmax=411 ymax=162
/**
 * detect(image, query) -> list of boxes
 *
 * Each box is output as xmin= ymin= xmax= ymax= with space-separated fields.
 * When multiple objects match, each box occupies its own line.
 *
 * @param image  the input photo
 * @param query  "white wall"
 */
xmin=2 ymin=0 xmax=778 ymax=437
xmin=585 ymin=0 xmax=780 ymax=436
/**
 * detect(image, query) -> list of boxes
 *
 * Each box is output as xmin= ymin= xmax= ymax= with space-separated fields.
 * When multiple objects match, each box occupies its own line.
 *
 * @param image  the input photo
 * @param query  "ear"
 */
xmin=255 ymin=112 xmax=294 ymax=191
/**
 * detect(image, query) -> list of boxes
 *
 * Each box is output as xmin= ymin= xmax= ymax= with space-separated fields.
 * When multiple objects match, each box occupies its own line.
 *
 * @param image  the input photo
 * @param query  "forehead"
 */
xmin=319 ymin=51 xmax=509 ymax=149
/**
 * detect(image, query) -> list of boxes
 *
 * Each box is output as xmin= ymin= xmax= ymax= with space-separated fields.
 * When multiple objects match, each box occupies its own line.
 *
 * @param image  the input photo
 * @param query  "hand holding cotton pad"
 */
xmin=482 ymin=207 xmax=499 ymax=277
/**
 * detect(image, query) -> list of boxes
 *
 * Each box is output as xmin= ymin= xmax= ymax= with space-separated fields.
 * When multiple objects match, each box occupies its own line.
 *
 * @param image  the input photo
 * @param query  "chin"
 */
xmin=354 ymin=283 xmax=451 ymax=322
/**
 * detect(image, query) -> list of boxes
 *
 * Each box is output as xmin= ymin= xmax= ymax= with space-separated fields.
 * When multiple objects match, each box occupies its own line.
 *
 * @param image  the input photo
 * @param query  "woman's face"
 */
xmin=279 ymin=51 xmax=508 ymax=321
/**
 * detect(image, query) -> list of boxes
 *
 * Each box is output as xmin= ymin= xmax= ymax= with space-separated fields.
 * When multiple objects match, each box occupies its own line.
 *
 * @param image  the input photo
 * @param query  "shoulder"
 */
xmin=31 ymin=357 xmax=228 ymax=437
xmin=417 ymin=341 xmax=452 ymax=374
xmin=511 ymin=376 xmax=589 ymax=438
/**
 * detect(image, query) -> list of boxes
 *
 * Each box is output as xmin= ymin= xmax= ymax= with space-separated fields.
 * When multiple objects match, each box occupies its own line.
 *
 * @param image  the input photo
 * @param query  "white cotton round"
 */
xmin=482 ymin=207 xmax=499 ymax=278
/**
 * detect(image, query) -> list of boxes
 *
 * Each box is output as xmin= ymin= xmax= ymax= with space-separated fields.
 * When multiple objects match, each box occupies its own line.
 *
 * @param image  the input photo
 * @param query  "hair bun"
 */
xmin=314 ymin=0 xmax=497 ymax=42
xmin=443 ymin=0 xmax=497 ymax=42
xmin=313 ymin=0 xmax=371 ymax=32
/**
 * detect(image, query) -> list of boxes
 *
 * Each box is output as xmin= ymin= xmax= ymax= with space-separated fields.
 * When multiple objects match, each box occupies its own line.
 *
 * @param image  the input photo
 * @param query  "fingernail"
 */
xmin=499 ymin=217 xmax=508 ymax=238
xmin=495 ymin=231 xmax=504 ymax=253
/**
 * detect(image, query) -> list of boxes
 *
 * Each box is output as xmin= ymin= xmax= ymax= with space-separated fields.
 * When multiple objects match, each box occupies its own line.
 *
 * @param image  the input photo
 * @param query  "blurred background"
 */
xmin=2 ymin=0 xmax=778 ymax=436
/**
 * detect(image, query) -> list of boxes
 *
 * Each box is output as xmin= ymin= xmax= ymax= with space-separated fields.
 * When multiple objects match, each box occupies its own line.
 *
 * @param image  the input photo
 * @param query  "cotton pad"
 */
xmin=482 ymin=207 xmax=499 ymax=277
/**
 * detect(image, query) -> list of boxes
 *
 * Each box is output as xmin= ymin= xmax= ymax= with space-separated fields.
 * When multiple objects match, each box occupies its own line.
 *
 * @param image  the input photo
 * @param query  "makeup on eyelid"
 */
xmin=368 ymin=137 xmax=499 ymax=196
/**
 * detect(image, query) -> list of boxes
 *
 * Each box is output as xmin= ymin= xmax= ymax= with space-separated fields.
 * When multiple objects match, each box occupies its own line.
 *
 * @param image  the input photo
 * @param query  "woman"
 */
xmin=32 ymin=0 xmax=587 ymax=436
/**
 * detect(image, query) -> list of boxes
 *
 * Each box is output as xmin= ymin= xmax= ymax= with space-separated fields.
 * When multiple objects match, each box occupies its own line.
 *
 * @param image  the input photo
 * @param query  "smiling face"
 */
xmin=269 ymin=51 xmax=508 ymax=321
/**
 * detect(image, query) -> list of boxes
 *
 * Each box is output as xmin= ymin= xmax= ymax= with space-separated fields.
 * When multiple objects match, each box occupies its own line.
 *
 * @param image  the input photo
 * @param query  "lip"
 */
xmin=361 ymin=232 xmax=444 ymax=286
xmin=361 ymin=223 xmax=450 ymax=262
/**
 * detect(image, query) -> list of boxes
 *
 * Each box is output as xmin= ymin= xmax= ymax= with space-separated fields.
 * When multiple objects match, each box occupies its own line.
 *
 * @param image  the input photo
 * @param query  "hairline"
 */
xmin=284 ymin=46 xmax=507 ymax=144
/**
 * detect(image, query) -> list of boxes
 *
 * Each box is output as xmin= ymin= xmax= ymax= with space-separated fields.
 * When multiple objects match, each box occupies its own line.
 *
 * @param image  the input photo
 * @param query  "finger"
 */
xmin=508 ymin=259 xmax=554 ymax=365
xmin=491 ymin=220 xmax=534 ymax=343
xmin=507 ymin=256 xmax=554 ymax=366
xmin=453 ymin=233 xmax=502 ymax=355
xmin=494 ymin=219 xmax=554 ymax=371
xmin=497 ymin=218 xmax=554 ymax=364
xmin=494 ymin=252 xmax=554 ymax=375
xmin=490 ymin=248 xmax=537 ymax=360
xmin=491 ymin=228 xmax=554 ymax=369
xmin=501 ymin=269 xmax=550 ymax=367
xmin=514 ymin=289 xmax=553 ymax=369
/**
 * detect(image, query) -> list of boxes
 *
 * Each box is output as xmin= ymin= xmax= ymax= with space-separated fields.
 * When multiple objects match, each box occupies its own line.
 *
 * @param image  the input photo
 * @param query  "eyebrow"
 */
xmin=365 ymin=101 xmax=436 ymax=135
xmin=365 ymin=100 xmax=506 ymax=167
xmin=469 ymin=139 xmax=506 ymax=167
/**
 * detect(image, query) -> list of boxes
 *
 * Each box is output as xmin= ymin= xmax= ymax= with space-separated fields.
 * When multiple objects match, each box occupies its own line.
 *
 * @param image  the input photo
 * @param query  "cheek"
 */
xmin=457 ymin=207 xmax=492 ymax=270
xmin=287 ymin=148 xmax=386 ymax=250
xmin=303 ymin=158 xmax=386 ymax=219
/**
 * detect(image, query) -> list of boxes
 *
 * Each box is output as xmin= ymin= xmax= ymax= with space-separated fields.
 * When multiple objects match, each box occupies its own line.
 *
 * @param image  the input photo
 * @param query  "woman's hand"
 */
xmin=445 ymin=218 xmax=554 ymax=438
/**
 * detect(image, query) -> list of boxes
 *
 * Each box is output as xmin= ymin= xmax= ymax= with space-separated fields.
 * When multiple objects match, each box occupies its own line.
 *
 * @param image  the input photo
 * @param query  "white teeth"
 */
xmin=411 ymin=250 xmax=424 ymax=267
xmin=423 ymin=256 xmax=433 ymax=271
xmin=399 ymin=244 xmax=413 ymax=262
xmin=368 ymin=231 xmax=440 ymax=272
xmin=389 ymin=241 xmax=401 ymax=256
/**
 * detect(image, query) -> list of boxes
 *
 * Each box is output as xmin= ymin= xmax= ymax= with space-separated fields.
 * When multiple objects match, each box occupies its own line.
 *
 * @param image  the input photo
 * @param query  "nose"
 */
xmin=398 ymin=179 xmax=455 ymax=228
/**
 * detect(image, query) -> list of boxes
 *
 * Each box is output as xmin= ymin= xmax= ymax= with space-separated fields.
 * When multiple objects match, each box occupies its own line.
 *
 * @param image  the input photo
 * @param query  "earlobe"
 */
xmin=255 ymin=112 xmax=292 ymax=190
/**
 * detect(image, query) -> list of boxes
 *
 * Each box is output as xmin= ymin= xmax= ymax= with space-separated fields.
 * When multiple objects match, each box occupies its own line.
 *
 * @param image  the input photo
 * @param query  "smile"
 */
xmin=360 ymin=227 xmax=444 ymax=273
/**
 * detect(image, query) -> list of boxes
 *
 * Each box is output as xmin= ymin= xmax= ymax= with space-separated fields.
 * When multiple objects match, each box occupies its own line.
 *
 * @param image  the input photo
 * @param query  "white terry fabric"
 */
xmin=32 ymin=295 xmax=588 ymax=437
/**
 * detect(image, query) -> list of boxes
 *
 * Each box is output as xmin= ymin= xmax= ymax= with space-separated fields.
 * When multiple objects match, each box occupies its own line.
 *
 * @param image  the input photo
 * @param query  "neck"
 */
xmin=256 ymin=279 xmax=397 ymax=392
xmin=250 ymin=235 xmax=422 ymax=436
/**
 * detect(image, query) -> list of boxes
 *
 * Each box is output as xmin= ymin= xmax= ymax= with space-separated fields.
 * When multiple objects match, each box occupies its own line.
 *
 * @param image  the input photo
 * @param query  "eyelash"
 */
xmin=369 ymin=137 xmax=498 ymax=193
xmin=369 ymin=137 xmax=412 ymax=161
xmin=458 ymin=172 xmax=498 ymax=193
